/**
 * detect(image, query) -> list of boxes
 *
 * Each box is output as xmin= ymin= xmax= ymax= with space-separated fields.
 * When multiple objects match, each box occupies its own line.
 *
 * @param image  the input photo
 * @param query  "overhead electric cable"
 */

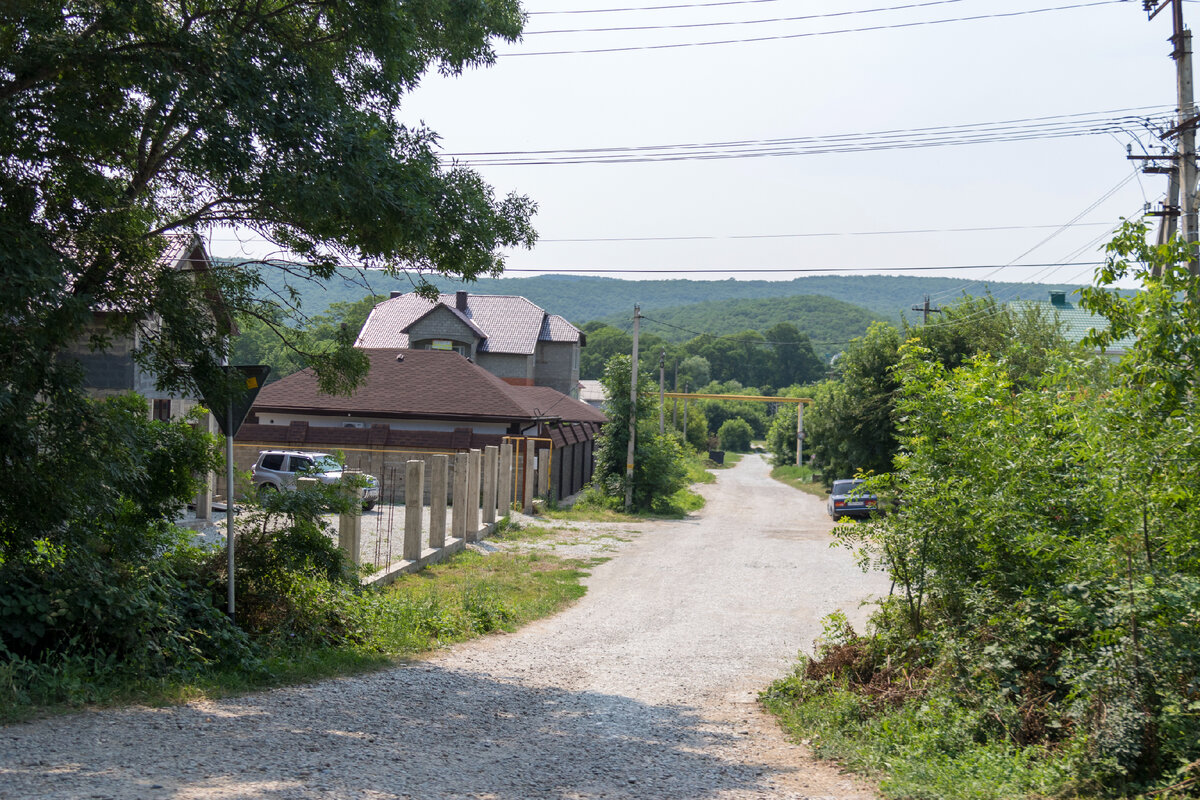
xmin=504 ymin=1 xmax=1122 ymax=56
xmin=527 ymin=0 xmax=975 ymax=34
xmin=536 ymin=221 xmax=1118 ymax=243
xmin=445 ymin=107 xmax=1173 ymax=165
xmin=529 ymin=0 xmax=822 ymax=15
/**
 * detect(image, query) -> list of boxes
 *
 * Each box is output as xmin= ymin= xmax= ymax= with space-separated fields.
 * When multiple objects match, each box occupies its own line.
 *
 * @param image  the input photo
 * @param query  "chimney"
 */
xmin=390 ymin=290 xmax=402 ymax=299
xmin=1048 ymin=290 xmax=1067 ymax=307
xmin=455 ymin=290 xmax=468 ymax=311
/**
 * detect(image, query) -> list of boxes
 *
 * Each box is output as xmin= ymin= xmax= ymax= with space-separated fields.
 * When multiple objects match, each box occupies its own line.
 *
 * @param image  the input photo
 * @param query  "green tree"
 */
xmin=717 ymin=418 xmax=753 ymax=452
xmin=1 ymin=1 xmax=533 ymax=553
xmin=579 ymin=325 xmax=632 ymax=380
xmin=591 ymin=355 xmax=689 ymax=512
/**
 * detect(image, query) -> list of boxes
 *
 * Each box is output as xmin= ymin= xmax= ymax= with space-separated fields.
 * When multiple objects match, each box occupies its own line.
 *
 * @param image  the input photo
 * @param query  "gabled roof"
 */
xmin=355 ymin=293 xmax=582 ymax=355
xmin=252 ymin=349 xmax=601 ymax=424
xmin=400 ymin=303 xmax=489 ymax=340
xmin=508 ymin=385 xmax=608 ymax=425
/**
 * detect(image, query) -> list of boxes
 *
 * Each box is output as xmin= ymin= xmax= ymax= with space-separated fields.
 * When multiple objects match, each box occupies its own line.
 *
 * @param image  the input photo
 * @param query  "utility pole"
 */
xmin=672 ymin=359 xmax=678 ymax=429
xmin=1141 ymin=0 xmax=1199 ymax=273
xmin=682 ymin=381 xmax=690 ymax=443
xmin=625 ymin=305 xmax=641 ymax=512
xmin=911 ymin=295 xmax=942 ymax=324
xmin=658 ymin=349 xmax=666 ymax=435
xmin=796 ymin=402 xmax=805 ymax=468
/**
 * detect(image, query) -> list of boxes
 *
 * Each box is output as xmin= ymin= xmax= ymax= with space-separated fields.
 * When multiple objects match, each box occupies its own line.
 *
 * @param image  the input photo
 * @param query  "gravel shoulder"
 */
xmin=1 ymin=454 xmax=888 ymax=800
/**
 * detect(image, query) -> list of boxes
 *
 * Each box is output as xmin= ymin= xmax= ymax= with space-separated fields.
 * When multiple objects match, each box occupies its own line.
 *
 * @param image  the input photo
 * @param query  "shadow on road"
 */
xmin=1 ymin=663 xmax=798 ymax=799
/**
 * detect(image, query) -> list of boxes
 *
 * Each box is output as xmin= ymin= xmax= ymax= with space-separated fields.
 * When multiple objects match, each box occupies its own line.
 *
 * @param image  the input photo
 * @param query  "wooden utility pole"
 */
xmin=911 ymin=295 xmax=942 ymax=324
xmin=625 ymin=305 xmax=641 ymax=512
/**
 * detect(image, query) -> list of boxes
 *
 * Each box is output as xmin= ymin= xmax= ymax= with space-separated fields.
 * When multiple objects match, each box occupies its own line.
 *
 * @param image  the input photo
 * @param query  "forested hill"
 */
xmin=611 ymin=295 xmax=886 ymax=352
xmin=240 ymin=261 xmax=1087 ymax=325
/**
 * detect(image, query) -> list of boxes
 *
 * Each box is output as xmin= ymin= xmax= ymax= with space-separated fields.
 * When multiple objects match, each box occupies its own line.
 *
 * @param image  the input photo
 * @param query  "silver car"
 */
xmin=826 ymin=478 xmax=878 ymax=520
xmin=251 ymin=450 xmax=379 ymax=511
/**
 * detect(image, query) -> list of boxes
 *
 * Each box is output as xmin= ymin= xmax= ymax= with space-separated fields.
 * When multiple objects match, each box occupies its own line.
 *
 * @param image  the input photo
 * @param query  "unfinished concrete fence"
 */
xmin=334 ymin=447 xmax=509 ymax=586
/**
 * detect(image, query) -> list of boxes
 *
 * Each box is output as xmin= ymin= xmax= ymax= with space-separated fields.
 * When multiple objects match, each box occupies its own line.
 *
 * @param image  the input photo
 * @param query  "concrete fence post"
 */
xmin=403 ymin=460 xmax=424 ymax=562
xmin=537 ymin=447 xmax=551 ymax=503
xmin=429 ymin=454 xmax=448 ymax=549
xmin=337 ymin=478 xmax=362 ymax=566
xmin=466 ymin=448 xmax=482 ymax=541
xmin=482 ymin=446 xmax=498 ymax=525
xmin=523 ymin=445 xmax=536 ymax=514
xmin=451 ymin=452 xmax=468 ymax=541
xmin=498 ymin=442 xmax=513 ymax=517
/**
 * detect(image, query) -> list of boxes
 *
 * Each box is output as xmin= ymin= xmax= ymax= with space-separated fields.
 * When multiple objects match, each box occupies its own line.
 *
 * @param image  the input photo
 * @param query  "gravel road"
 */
xmin=1 ymin=454 xmax=888 ymax=800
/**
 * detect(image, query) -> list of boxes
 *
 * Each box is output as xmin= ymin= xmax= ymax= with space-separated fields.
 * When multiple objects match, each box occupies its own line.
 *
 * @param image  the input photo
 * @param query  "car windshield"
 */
xmin=832 ymin=480 xmax=863 ymax=495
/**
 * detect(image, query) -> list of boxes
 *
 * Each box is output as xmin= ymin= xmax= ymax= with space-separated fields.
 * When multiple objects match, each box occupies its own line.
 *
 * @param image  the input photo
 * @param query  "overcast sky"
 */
xmin=211 ymin=0 xmax=1183 ymax=292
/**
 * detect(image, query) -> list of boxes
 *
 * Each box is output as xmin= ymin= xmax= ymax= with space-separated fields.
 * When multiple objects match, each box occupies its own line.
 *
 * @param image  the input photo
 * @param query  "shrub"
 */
xmin=717 ymin=418 xmax=753 ymax=452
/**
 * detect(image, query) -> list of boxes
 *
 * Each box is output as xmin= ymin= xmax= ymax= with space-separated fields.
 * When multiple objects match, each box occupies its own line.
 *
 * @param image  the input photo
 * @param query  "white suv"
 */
xmin=251 ymin=450 xmax=379 ymax=511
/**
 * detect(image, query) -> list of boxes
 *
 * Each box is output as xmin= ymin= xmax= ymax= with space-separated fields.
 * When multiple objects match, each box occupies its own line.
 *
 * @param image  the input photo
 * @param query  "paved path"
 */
xmin=0 ymin=455 xmax=887 ymax=799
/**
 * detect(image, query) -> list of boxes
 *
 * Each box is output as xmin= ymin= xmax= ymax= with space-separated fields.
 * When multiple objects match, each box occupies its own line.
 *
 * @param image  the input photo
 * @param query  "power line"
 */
xmin=445 ymin=107 xmax=1172 ymax=165
xmin=535 ymin=221 xmax=1120 ymax=243
xmin=527 ymin=0 xmax=975 ymax=34
xmin=504 ymin=1 xmax=1123 ymax=56
xmin=529 ymin=0 xmax=819 ymax=15
xmin=499 ymin=262 xmax=1104 ymax=274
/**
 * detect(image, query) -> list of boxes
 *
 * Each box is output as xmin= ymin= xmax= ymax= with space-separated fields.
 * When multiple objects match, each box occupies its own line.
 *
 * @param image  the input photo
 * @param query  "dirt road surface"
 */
xmin=1 ymin=454 xmax=888 ymax=800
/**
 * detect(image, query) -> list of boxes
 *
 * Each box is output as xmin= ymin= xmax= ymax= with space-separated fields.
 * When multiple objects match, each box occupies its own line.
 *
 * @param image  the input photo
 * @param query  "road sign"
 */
xmin=200 ymin=365 xmax=270 ymax=437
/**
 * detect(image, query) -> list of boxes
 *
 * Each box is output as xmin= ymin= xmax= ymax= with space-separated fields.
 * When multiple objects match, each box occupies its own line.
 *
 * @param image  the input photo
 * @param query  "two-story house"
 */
xmin=354 ymin=291 xmax=584 ymax=397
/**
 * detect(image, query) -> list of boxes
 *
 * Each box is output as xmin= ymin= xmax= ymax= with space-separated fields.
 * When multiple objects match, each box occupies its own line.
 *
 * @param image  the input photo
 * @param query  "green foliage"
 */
xmin=805 ymin=295 xmax=1068 ymax=486
xmin=804 ymin=322 xmax=902 ymax=483
xmin=591 ymin=355 xmax=693 ymax=513
xmin=717 ymin=418 xmax=753 ymax=452
xmin=803 ymin=223 xmax=1200 ymax=797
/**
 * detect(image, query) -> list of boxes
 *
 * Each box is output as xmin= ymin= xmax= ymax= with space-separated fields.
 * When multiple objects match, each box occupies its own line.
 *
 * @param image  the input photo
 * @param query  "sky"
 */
xmin=209 ymin=0 xmax=1185 ymax=291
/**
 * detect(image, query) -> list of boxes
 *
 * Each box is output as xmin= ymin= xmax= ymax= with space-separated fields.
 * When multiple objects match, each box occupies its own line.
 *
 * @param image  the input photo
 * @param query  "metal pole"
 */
xmin=225 ymin=399 xmax=236 ymax=616
xmin=624 ymin=305 xmax=640 ymax=512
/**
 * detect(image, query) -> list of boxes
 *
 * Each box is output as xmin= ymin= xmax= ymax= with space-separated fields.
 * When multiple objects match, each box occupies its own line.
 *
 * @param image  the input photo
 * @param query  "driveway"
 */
xmin=0 ymin=454 xmax=887 ymax=799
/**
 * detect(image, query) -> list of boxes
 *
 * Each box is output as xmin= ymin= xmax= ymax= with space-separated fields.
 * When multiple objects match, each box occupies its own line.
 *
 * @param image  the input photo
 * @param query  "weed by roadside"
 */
xmin=770 ymin=464 xmax=827 ymax=499
xmin=0 ymin=546 xmax=593 ymax=723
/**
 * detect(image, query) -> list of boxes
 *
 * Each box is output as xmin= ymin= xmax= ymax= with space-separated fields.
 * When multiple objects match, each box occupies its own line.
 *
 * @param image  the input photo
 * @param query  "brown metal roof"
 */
xmin=507 ymin=385 xmax=608 ymax=424
xmin=253 ymin=349 xmax=596 ymax=424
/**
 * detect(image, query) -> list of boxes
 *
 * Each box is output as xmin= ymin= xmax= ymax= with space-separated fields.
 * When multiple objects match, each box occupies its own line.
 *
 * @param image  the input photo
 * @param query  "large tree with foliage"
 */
xmin=1 ymin=1 xmax=533 ymax=549
xmin=0 ymin=1 xmax=534 ymax=683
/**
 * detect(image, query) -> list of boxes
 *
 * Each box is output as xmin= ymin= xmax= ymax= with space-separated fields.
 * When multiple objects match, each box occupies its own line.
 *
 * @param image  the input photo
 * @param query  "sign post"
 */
xmin=199 ymin=364 xmax=270 ymax=617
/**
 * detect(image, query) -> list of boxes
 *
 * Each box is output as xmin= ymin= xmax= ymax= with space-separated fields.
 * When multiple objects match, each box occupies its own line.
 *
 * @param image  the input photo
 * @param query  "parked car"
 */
xmin=251 ymin=450 xmax=379 ymax=511
xmin=826 ymin=478 xmax=878 ymax=520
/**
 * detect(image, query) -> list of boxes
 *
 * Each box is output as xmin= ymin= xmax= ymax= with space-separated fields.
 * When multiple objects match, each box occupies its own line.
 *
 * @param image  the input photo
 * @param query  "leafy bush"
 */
xmin=717 ymin=418 xmax=753 ymax=452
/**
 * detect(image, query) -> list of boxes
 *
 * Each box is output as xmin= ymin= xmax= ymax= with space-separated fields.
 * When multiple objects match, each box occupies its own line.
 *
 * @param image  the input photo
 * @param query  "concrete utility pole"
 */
xmin=625 ymin=305 xmax=641 ymax=512
xmin=658 ymin=349 xmax=666 ymax=435
xmin=682 ymin=381 xmax=689 ymax=443
xmin=911 ymin=295 xmax=942 ymax=324
xmin=796 ymin=403 xmax=805 ymax=468
xmin=1141 ymin=0 xmax=1199 ymax=273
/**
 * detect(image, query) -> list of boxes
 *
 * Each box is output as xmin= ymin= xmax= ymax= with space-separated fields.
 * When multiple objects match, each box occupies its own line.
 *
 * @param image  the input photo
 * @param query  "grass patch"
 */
xmin=707 ymin=451 xmax=743 ymax=469
xmin=1 ymin=547 xmax=592 ymax=722
xmin=770 ymin=464 xmax=828 ymax=499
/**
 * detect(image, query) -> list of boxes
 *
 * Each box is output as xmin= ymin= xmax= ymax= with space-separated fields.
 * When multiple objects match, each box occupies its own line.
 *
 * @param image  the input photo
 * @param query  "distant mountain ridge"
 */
xmin=236 ymin=260 xmax=1090 ymax=325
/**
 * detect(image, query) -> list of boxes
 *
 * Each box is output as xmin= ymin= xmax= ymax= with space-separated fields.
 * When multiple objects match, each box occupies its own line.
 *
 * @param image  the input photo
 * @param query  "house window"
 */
xmin=152 ymin=399 xmax=171 ymax=421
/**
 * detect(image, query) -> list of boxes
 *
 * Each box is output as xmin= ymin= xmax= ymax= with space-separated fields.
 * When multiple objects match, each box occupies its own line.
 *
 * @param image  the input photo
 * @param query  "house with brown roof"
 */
xmin=354 ymin=290 xmax=584 ymax=398
xmin=238 ymin=349 xmax=607 ymax=501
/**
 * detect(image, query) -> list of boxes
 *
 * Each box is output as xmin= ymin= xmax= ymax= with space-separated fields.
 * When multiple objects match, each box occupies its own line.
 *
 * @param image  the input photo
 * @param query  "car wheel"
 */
xmin=256 ymin=483 xmax=278 ymax=501
xmin=362 ymin=500 xmax=377 ymax=512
